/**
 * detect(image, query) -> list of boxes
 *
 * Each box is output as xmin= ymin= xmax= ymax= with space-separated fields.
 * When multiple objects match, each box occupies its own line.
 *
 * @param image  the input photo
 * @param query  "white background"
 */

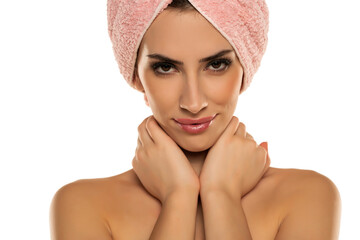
xmin=0 ymin=0 xmax=359 ymax=239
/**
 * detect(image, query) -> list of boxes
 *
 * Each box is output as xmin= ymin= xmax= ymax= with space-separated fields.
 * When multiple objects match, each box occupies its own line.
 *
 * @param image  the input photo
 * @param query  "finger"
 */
xmin=245 ymin=132 xmax=258 ymax=147
xmin=259 ymin=142 xmax=268 ymax=152
xmin=138 ymin=116 xmax=154 ymax=145
xmin=220 ymin=116 xmax=240 ymax=139
xmin=235 ymin=121 xmax=246 ymax=138
xmin=131 ymin=156 xmax=137 ymax=170
xmin=146 ymin=115 xmax=169 ymax=144
xmin=246 ymin=132 xmax=254 ymax=140
xmin=259 ymin=142 xmax=271 ymax=175
xmin=137 ymin=137 xmax=142 ymax=147
xmin=262 ymin=150 xmax=271 ymax=175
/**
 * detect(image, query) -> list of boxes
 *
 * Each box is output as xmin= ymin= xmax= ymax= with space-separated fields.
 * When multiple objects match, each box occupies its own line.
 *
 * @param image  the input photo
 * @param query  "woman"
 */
xmin=50 ymin=0 xmax=341 ymax=239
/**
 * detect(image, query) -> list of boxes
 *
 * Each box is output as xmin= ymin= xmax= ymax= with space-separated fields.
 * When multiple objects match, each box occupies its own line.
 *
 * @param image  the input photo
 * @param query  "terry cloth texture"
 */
xmin=107 ymin=0 xmax=269 ymax=94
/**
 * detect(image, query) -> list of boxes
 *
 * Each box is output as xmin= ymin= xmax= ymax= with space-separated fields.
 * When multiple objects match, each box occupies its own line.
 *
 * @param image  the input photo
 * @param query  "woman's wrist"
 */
xmin=200 ymin=186 xmax=242 ymax=203
xmin=162 ymin=187 xmax=200 ymax=205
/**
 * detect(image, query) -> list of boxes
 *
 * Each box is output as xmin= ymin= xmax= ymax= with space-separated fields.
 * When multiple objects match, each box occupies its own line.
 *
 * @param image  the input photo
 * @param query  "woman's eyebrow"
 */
xmin=146 ymin=49 xmax=234 ymax=65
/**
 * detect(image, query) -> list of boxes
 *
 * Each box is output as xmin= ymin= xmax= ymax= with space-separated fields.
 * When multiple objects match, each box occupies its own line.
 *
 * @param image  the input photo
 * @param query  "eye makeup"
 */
xmin=150 ymin=57 xmax=233 ymax=76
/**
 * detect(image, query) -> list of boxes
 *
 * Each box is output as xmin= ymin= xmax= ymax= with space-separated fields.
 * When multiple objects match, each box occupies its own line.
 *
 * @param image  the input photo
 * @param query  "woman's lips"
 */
xmin=174 ymin=114 xmax=217 ymax=134
xmin=174 ymin=114 xmax=217 ymax=124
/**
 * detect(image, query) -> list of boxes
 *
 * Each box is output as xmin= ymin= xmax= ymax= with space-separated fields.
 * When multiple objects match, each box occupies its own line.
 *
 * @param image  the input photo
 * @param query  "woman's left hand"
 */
xmin=199 ymin=116 xmax=271 ymax=199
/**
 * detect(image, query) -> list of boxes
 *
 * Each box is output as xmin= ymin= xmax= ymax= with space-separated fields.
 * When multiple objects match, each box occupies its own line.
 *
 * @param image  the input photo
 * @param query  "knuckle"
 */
xmin=135 ymin=148 xmax=144 ymax=162
xmin=236 ymin=122 xmax=246 ymax=135
xmin=265 ymin=156 xmax=271 ymax=167
xmin=138 ymin=116 xmax=151 ymax=133
xmin=238 ymin=121 xmax=245 ymax=130
xmin=257 ymin=145 xmax=267 ymax=158
xmin=232 ymin=133 xmax=244 ymax=143
xmin=146 ymin=116 xmax=153 ymax=130
xmin=131 ymin=156 xmax=137 ymax=168
xmin=246 ymin=132 xmax=254 ymax=140
xmin=137 ymin=124 xmax=142 ymax=134
xmin=134 ymin=150 xmax=140 ymax=161
xmin=233 ymin=116 xmax=239 ymax=124
xmin=244 ymin=138 xmax=256 ymax=148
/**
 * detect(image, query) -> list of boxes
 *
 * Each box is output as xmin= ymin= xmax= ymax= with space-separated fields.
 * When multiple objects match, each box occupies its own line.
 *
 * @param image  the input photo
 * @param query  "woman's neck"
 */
xmin=181 ymin=148 xmax=209 ymax=177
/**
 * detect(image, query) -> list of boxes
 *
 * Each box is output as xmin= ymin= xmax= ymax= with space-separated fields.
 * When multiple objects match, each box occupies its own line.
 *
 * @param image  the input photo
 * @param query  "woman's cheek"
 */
xmin=147 ymin=78 xmax=182 ymax=112
xmin=209 ymin=77 xmax=241 ymax=105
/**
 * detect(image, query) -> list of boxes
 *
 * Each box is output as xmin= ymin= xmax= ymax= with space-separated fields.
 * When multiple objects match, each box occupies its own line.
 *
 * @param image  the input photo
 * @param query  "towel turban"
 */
xmin=107 ymin=0 xmax=269 ymax=94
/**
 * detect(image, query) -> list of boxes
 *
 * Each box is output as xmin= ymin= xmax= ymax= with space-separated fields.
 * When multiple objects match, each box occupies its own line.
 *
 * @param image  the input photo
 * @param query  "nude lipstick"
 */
xmin=174 ymin=114 xmax=217 ymax=134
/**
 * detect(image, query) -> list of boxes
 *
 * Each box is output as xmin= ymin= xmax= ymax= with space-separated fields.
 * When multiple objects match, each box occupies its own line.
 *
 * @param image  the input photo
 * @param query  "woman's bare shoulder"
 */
xmin=49 ymin=169 xmax=142 ymax=239
xmin=265 ymin=167 xmax=341 ymax=239
xmin=265 ymin=166 xmax=340 ymax=202
xmin=267 ymin=167 xmax=339 ymax=190
xmin=50 ymin=169 xmax=144 ymax=212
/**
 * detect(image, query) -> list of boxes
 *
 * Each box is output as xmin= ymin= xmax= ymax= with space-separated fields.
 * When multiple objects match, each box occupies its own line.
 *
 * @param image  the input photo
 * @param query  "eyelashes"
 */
xmin=150 ymin=58 xmax=233 ymax=76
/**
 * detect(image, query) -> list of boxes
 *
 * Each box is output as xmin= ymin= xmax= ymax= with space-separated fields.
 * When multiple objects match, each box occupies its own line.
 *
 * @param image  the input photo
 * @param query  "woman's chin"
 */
xmin=177 ymin=140 xmax=213 ymax=153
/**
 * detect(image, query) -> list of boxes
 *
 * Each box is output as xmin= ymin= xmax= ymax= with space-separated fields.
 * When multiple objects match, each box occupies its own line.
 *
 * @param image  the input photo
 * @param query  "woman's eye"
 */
xmin=151 ymin=63 xmax=176 ymax=75
xmin=151 ymin=58 xmax=232 ymax=75
xmin=207 ymin=59 xmax=232 ymax=72
xmin=211 ymin=61 xmax=222 ymax=69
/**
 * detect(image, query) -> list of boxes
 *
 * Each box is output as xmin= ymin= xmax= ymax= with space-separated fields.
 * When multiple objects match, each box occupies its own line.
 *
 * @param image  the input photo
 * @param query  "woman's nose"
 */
xmin=179 ymin=77 xmax=208 ymax=114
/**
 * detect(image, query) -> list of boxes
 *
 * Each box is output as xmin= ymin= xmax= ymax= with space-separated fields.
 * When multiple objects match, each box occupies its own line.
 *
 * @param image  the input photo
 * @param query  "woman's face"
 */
xmin=135 ymin=8 xmax=244 ymax=152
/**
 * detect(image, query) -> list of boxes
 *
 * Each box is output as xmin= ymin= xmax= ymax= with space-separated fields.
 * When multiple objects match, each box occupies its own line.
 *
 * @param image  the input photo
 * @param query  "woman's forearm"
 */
xmin=201 ymin=191 xmax=252 ymax=240
xmin=149 ymin=190 xmax=199 ymax=240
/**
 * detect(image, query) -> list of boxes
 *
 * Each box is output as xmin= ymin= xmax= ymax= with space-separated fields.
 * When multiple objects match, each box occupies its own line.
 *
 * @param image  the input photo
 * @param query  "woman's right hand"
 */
xmin=132 ymin=115 xmax=200 ymax=204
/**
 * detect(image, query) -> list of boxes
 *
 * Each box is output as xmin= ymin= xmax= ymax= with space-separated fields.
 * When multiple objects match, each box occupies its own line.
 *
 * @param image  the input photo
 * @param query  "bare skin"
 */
xmin=50 ymin=167 xmax=341 ymax=239
xmin=50 ymin=7 xmax=341 ymax=240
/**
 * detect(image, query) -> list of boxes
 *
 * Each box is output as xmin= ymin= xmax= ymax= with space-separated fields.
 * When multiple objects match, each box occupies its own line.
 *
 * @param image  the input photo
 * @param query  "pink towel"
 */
xmin=107 ymin=0 xmax=269 ymax=94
